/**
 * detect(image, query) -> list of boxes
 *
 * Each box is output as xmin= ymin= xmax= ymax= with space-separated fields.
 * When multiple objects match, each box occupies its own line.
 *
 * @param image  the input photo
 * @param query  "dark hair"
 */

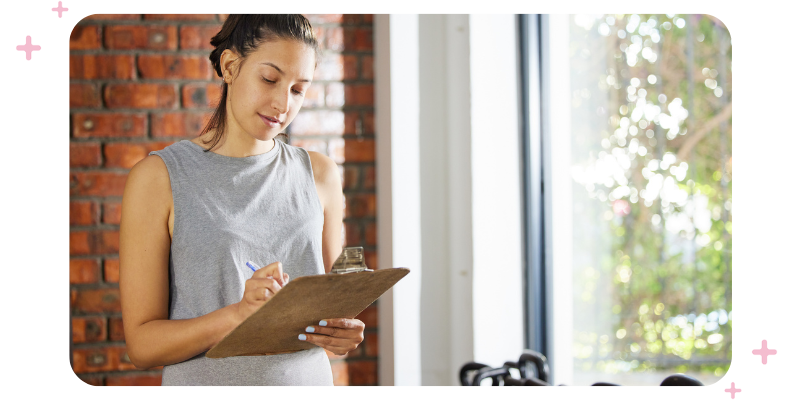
xmin=200 ymin=14 xmax=321 ymax=151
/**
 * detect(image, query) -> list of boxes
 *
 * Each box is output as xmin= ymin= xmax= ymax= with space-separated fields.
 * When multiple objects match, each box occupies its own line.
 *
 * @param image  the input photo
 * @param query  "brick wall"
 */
xmin=69 ymin=14 xmax=377 ymax=386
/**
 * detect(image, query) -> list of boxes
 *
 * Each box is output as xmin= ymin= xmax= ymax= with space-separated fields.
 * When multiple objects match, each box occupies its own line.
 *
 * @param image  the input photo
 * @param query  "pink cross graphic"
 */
xmin=52 ymin=1 xmax=68 ymax=18
xmin=752 ymin=339 xmax=777 ymax=364
xmin=16 ymin=36 xmax=41 ymax=61
xmin=724 ymin=382 xmax=741 ymax=399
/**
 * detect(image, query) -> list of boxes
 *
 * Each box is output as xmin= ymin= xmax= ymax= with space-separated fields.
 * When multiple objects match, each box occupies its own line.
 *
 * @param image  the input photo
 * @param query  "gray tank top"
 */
xmin=148 ymin=139 xmax=333 ymax=386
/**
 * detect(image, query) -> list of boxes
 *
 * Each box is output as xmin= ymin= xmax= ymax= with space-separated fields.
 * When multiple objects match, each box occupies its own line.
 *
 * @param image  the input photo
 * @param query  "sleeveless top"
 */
xmin=148 ymin=139 xmax=333 ymax=386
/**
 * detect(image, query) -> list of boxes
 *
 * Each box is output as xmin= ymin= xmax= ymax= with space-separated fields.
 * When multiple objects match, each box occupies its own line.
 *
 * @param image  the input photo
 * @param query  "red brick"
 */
xmin=331 ymin=362 xmax=349 ymax=386
xmin=70 ymin=55 xmax=136 ymax=80
xmin=305 ymin=14 xmax=344 ymax=24
xmin=365 ymin=222 xmax=377 ymax=246
xmin=302 ymin=83 xmax=325 ymax=108
xmin=364 ymin=331 xmax=378 ymax=357
xmin=70 ymin=84 xmax=101 ymax=108
xmin=361 ymin=55 xmax=374 ymax=80
xmin=328 ymin=138 xmax=345 ymax=164
xmin=343 ymin=55 xmax=358 ymax=80
xmin=344 ymin=112 xmax=359 ymax=135
xmin=363 ymin=112 xmax=375 ymax=135
xmin=70 ymin=202 xmax=98 ymax=229
xmin=70 ymin=25 xmax=101 ymax=50
xmin=363 ymin=166 xmax=375 ymax=189
xmin=344 ymin=193 xmax=376 ymax=218
xmin=73 ymin=288 xmax=122 ymax=314
xmin=342 ymin=166 xmax=360 ymax=191
xmin=364 ymin=14 xmax=374 ymax=24
xmin=104 ymin=258 xmax=120 ymax=283
xmin=104 ymin=141 xmax=175 ymax=169
xmin=364 ymin=249 xmax=377 ymax=270
xmin=71 ymin=290 xmax=77 ymax=309
xmin=138 ymin=55 xmax=212 ymax=80
xmin=70 ymin=259 xmax=100 ymax=284
xmin=72 ymin=316 xmax=107 ymax=343
xmin=103 ymin=202 xmax=122 ymax=225
xmin=313 ymin=26 xmax=324 ymax=49
xmin=344 ymin=27 xmax=373 ymax=51
xmin=290 ymin=111 xmax=345 ymax=136
xmin=291 ymin=138 xmax=327 ymax=156
xmin=325 ymin=27 xmax=344 ymax=51
xmin=344 ymin=221 xmax=361 ymax=247
xmin=314 ymin=54 xmax=344 ymax=81
xmin=73 ymin=113 xmax=147 ymax=138
xmin=343 ymin=15 xmax=362 ymax=25
xmin=151 ymin=112 xmax=211 ymax=137
xmin=70 ymin=143 xmax=102 ymax=168
xmin=326 ymin=83 xmax=345 ymax=108
xmin=348 ymin=360 xmax=377 ymax=385
xmin=72 ymin=345 xmax=136 ymax=373
xmin=77 ymin=375 xmax=103 ymax=386
xmin=109 ymin=317 xmax=125 ymax=341
xmin=144 ymin=14 xmax=217 ymax=21
xmin=70 ymin=201 xmax=98 ymax=226
xmin=104 ymin=25 xmax=178 ymax=50
xmin=83 ymin=14 xmax=142 ymax=21
xmin=70 ymin=230 xmax=120 ymax=255
xmin=344 ymin=139 xmax=375 ymax=162
xmin=356 ymin=304 xmax=378 ymax=327
xmin=107 ymin=374 xmax=162 ymax=386
xmin=70 ymin=172 xmax=128 ymax=197
xmin=344 ymin=84 xmax=374 ymax=106
xmin=180 ymin=25 xmax=222 ymax=50
xmin=105 ymin=84 xmax=177 ymax=109
xmin=182 ymin=83 xmax=222 ymax=108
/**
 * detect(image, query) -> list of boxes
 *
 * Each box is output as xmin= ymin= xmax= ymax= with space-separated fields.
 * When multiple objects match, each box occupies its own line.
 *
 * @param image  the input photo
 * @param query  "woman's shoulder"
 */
xmin=304 ymin=149 xmax=340 ymax=188
xmin=126 ymin=154 xmax=172 ymax=197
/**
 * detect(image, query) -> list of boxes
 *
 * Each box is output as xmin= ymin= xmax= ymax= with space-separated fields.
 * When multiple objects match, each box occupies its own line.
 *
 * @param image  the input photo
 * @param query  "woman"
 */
xmin=119 ymin=14 xmax=363 ymax=385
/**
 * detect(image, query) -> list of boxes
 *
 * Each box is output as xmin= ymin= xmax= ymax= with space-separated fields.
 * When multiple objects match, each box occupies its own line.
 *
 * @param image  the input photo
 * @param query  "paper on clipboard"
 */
xmin=206 ymin=264 xmax=409 ymax=359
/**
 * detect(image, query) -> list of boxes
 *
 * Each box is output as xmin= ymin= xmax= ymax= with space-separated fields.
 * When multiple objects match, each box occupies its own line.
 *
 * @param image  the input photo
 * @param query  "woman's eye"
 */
xmin=292 ymin=89 xmax=305 ymax=96
xmin=262 ymin=78 xmax=275 ymax=84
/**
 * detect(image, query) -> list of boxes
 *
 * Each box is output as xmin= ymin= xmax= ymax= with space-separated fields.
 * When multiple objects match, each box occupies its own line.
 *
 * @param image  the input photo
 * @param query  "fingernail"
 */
xmin=298 ymin=334 xmax=307 ymax=340
xmin=319 ymin=320 xmax=327 ymax=326
xmin=305 ymin=326 xmax=315 ymax=333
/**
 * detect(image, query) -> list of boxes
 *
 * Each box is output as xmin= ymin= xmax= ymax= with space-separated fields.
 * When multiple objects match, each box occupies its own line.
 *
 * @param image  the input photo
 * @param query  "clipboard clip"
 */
xmin=330 ymin=247 xmax=373 ymax=274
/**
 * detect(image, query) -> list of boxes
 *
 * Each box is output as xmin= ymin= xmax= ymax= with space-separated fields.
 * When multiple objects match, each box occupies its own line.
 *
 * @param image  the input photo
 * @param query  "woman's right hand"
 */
xmin=236 ymin=261 xmax=289 ymax=323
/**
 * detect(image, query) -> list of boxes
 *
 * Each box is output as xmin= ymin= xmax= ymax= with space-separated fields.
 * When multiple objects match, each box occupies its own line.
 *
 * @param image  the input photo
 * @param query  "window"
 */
xmin=524 ymin=14 xmax=732 ymax=385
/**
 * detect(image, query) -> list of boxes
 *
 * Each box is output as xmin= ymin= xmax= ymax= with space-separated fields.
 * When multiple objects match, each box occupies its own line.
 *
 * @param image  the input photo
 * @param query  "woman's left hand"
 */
xmin=299 ymin=318 xmax=365 ymax=356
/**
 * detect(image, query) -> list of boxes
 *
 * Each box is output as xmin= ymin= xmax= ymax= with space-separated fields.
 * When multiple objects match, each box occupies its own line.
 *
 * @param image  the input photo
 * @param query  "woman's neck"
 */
xmin=197 ymin=127 xmax=276 ymax=158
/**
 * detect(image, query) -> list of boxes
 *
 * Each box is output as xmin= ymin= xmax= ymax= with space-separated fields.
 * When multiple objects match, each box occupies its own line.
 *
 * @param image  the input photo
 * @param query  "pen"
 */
xmin=246 ymin=261 xmax=259 ymax=272
xmin=246 ymin=261 xmax=289 ymax=286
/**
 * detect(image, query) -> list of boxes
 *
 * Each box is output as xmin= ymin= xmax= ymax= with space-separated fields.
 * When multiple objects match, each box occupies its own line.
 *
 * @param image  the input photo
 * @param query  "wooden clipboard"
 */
xmin=206 ymin=267 xmax=410 ymax=358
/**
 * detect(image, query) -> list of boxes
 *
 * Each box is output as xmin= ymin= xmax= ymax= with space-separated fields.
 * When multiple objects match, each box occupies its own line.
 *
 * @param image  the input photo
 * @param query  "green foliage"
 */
xmin=569 ymin=14 xmax=732 ymax=381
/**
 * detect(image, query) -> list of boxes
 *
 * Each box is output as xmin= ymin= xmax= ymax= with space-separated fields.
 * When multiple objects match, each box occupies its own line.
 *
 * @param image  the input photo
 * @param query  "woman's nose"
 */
xmin=272 ymin=90 xmax=289 ymax=114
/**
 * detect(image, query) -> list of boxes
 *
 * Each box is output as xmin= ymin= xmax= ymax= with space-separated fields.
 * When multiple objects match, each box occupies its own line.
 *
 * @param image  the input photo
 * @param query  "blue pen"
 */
xmin=246 ymin=261 xmax=259 ymax=272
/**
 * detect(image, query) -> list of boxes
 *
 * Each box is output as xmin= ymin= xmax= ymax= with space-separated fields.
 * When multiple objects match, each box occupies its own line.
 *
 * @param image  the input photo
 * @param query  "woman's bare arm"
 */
xmin=119 ymin=155 xmax=242 ymax=370
xmin=308 ymin=151 xmax=343 ymax=272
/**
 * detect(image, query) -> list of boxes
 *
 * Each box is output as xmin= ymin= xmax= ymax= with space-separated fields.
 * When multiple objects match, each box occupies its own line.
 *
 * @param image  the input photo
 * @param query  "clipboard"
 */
xmin=206 ymin=266 xmax=409 ymax=358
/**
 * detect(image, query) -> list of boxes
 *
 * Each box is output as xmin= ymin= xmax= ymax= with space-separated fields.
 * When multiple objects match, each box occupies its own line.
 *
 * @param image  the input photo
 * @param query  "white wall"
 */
xmin=375 ymin=14 xmax=422 ymax=387
xmin=468 ymin=14 xmax=526 ymax=370
xmin=377 ymin=14 xmax=525 ymax=386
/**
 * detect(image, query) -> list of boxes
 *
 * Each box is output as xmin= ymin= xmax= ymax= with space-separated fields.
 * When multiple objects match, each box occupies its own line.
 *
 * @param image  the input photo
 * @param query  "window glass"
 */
xmin=567 ymin=14 xmax=731 ymax=385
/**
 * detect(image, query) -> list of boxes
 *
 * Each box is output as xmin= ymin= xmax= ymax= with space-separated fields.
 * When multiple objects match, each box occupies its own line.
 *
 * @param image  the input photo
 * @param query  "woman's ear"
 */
xmin=220 ymin=49 xmax=241 ymax=80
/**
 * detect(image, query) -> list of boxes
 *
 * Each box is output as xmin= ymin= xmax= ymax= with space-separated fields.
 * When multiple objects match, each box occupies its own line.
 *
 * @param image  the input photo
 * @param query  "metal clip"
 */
xmin=330 ymin=247 xmax=372 ymax=274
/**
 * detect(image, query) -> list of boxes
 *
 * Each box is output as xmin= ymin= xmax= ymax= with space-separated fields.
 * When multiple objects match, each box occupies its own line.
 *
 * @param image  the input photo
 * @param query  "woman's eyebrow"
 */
xmin=261 ymin=62 xmax=311 ymax=83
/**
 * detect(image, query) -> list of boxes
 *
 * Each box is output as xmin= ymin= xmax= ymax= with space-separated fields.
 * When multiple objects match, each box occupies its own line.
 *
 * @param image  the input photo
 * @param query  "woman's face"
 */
xmin=224 ymin=39 xmax=315 ymax=142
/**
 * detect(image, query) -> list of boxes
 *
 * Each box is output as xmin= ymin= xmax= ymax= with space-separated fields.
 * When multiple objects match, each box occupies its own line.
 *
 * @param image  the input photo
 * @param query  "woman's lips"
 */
xmin=259 ymin=114 xmax=281 ymax=127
